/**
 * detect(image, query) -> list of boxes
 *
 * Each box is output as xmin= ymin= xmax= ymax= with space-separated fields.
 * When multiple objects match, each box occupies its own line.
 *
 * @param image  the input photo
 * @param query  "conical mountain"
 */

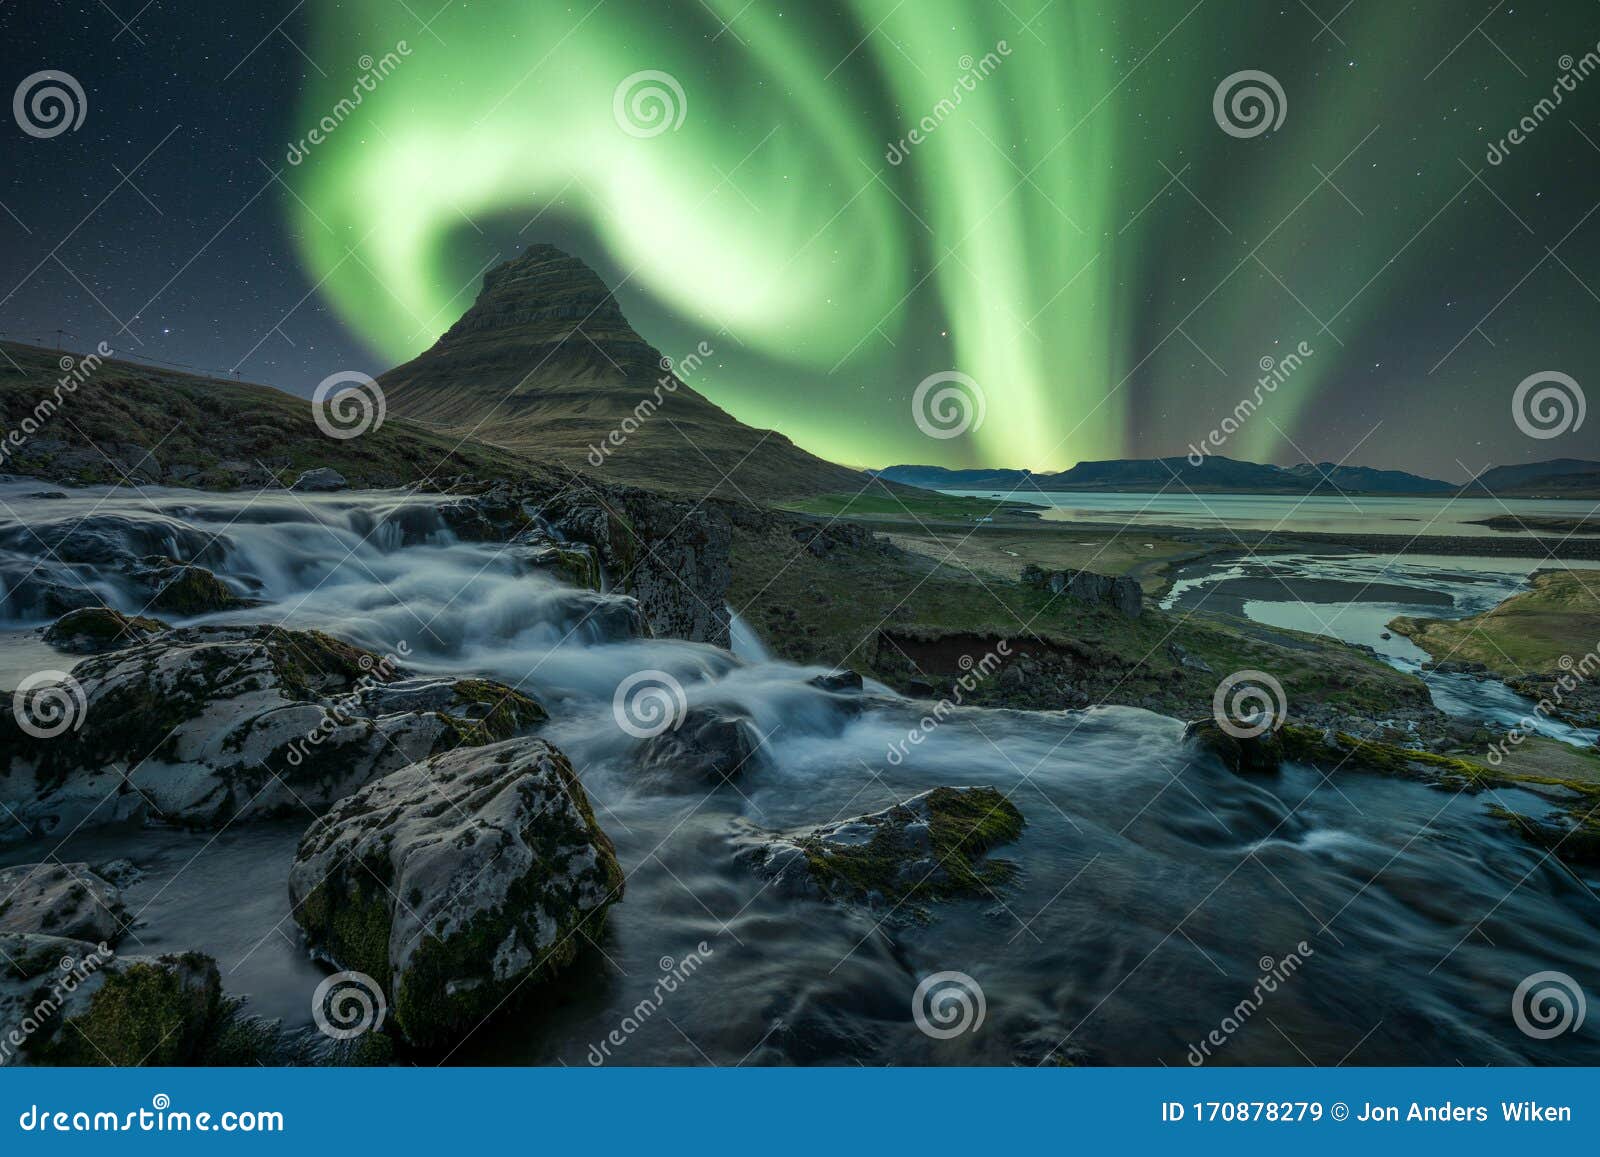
xmin=380 ymin=245 xmax=866 ymax=499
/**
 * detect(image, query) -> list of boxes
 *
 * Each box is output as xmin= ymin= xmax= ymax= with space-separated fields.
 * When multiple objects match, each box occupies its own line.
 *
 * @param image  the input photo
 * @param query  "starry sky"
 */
xmin=4 ymin=1 xmax=1599 ymax=478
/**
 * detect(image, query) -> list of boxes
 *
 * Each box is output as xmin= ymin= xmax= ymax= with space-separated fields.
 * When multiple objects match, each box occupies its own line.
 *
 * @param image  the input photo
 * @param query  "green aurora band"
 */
xmin=287 ymin=1 xmax=1594 ymax=471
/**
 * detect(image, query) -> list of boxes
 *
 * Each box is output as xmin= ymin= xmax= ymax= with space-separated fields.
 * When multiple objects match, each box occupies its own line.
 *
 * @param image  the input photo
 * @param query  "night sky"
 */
xmin=4 ymin=1 xmax=1599 ymax=478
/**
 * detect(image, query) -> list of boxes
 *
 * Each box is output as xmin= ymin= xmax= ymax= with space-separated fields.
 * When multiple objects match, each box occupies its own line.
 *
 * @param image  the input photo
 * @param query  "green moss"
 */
xmin=32 ymin=955 xmax=222 ymax=1066
xmin=149 ymin=566 xmax=242 ymax=615
xmin=439 ymin=679 xmax=547 ymax=746
xmin=43 ymin=606 xmax=167 ymax=648
xmin=797 ymin=786 xmax=1025 ymax=906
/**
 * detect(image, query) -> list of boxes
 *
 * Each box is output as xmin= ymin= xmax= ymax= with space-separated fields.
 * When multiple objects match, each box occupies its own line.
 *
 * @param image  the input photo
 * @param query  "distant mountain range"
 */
xmin=874 ymin=455 xmax=1600 ymax=497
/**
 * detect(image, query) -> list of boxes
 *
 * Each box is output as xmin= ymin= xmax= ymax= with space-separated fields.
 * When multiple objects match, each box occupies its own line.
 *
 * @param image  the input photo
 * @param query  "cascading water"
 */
xmin=2 ymin=480 xmax=1597 ymax=1065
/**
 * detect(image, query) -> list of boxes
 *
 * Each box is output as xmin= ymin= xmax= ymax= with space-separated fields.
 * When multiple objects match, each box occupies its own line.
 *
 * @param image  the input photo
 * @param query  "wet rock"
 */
xmin=288 ymin=737 xmax=624 ymax=1048
xmin=736 ymin=785 xmax=1024 ymax=908
xmin=42 ymin=606 xmax=167 ymax=653
xmin=289 ymin=467 xmax=348 ymax=492
xmin=0 ymin=625 xmax=544 ymax=840
xmin=0 ymin=864 xmax=125 ymax=943
xmin=0 ymin=934 xmax=233 ymax=1066
xmin=1182 ymin=717 xmax=1286 ymax=774
xmin=143 ymin=563 xmax=251 ymax=615
xmin=808 ymin=669 xmax=863 ymax=693
xmin=638 ymin=706 xmax=762 ymax=781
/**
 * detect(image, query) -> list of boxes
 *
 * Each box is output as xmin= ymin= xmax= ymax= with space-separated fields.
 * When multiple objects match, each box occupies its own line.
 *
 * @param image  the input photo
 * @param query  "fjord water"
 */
xmin=949 ymin=489 xmax=1600 ymax=537
xmin=1 ymin=482 xmax=1596 ymax=1065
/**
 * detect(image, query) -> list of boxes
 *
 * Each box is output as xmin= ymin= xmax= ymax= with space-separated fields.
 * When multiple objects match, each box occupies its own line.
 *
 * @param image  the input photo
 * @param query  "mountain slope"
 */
xmin=379 ymin=245 xmax=867 ymax=500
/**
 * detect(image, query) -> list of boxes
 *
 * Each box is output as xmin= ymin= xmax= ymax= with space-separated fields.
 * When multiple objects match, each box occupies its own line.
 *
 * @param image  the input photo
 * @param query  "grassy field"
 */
xmin=1389 ymin=569 xmax=1600 ymax=675
xmin=729 ymin=517 xmax=1433 ymax=726
xmin=777 ymin=489 xmax=1045 ymax=522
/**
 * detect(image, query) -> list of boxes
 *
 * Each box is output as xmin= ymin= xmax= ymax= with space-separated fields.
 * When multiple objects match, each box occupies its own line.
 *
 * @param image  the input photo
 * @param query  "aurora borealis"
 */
xmin=6 ymin=2 xmax=1600 ymax=475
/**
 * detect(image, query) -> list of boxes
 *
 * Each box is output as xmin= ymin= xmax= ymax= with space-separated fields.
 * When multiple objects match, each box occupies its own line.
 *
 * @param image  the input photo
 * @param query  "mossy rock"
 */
xmin=288 ymin=738 xmax=624 ymax=1048
xmin=28 ymin=954 xmax=224 ymax=1066
xmin=743 ymin=785 xmax=1025 ymax=908
xmin=149 ymin=565 xmax=247 ymax=615
xmin=42 ymin=606 xmax=167 ymax=653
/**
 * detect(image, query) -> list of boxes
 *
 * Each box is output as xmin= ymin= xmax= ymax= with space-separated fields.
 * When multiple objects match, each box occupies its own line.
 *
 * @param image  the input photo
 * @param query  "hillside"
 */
xmin=379 ymin=245 xmax=868 ymax=500
xmin=0 ymin=340 xmax=534 ymax=490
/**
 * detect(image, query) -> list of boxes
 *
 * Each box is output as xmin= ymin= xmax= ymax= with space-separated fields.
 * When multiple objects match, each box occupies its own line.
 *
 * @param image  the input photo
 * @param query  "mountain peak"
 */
xmin=381 ymin=244 xmax=864 ymax=498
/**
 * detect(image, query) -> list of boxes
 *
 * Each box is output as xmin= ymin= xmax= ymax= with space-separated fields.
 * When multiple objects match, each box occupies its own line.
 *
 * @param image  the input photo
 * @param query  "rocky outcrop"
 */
xmin=0 ymin=625 xmax=545 ymax=840
xmin=290 ymin=467 xmax=348 ymax=492
xmin=288 ymin=738 xmax=624 ymax=1048
xmin=0 ymin=864 xmax=125 ymax=943
xmin=435 ymin=478 xmax=732 ymax=646
xmin=1021 ymin=565 xmax=1142 ymax=618
xmin=1182 ymin=717 xmax=1287 ymax=774
xmin=736 ymin=786 xmax=1024 ymax=908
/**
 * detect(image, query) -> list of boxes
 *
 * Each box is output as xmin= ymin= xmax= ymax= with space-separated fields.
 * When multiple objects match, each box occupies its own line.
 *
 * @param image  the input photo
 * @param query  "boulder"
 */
xmin=0 ymin=934 xmax=227 ymax=1066
xmin=808 ymin=669 xmax=863 ymax=693
xmin=638 ymin=706 xmax=762 ymax=782
xmin=288 ymin=738 xmax=624 ymax=1047
xmin=737 ymin=785 xmax=1024 ymax=907
xmin=289 ymin=467 xmax=348 ymax=492
xmin=1182 ymin=717 xmax=1286 ymax=774
xmin=143 ymin=563 xmax=251 ymax=615
xmin=42 ymin=606 xmax=167 ymax=653
xmin=0 ymin=864 xmax=125 ymax=943
xmin=0 ymin=625 xmax=545 ymax=840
